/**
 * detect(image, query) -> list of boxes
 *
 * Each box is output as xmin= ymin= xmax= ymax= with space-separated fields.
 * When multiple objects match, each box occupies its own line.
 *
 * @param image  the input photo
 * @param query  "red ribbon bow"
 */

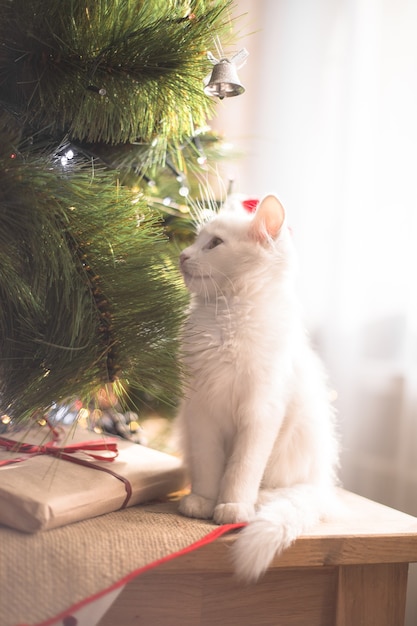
xmin=0 ymin=425 xmax=132 ymax=508
xmin=0 ymin=433 xmax=118 ymax=465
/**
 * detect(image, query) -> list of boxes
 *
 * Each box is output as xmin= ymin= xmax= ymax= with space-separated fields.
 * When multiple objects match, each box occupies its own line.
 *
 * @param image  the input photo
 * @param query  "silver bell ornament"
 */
xmin=204 ymin=49 xmax=249 ymax=99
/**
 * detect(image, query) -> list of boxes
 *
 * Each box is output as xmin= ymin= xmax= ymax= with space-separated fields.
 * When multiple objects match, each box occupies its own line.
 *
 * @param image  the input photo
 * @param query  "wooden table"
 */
xmin=99 ymin=490 xmax=417 ymax=626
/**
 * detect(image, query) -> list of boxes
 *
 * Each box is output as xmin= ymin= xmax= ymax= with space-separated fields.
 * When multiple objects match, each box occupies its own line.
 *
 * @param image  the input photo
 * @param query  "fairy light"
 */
xmin=1 ymin=415 xmax=11 ymax=424
xmin=60 ymin=149 xmax=75 ymax=167
xmin=179 ymin=186 xmax=189 ymax=197
xmin=191 ymin=135 xmax=207 ymax=167
xmin=220 ymin=142 xmax=234 ymax=153
xmin=87 ymin=85 xmax=107 ymax=96
xmin=77 ymin=407 xmax=89 ymax=428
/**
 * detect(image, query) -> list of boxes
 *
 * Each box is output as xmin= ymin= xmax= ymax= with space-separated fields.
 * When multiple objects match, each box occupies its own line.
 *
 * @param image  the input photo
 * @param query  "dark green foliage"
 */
xmin=0 ymin=0 xmax=233 ymax=149
xmin=0 ymin=0 xmax=237 ymax=424
xmin=0 ymin=137 xmax=187 ymax=420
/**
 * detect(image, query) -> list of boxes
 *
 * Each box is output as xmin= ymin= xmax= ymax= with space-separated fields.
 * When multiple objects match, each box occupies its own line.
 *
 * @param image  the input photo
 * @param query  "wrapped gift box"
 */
xmin=0 ymin=424 xmax=188 ymax=533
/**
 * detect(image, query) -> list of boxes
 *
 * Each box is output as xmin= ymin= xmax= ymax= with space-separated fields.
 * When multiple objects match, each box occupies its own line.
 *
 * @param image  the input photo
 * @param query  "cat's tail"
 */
xmin=231 ymin=483 xmax=338 ymax=583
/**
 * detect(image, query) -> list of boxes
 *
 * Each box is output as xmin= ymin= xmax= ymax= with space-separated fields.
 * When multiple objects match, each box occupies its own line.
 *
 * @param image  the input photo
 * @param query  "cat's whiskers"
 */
xmin=188 ymin=182 xmax=220 ymax=230
xmin=199 ymin=267 xmax=211 ymax=305
xmin=204 ymin=263 xmax=237 ymax=300
xmin=203 ymin=267 xmax=232 ymax=320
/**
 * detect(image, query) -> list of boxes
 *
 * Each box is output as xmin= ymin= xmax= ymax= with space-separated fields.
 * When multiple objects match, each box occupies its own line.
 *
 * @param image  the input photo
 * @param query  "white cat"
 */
xmin=177 ymin=194 xmax=339 ymax=582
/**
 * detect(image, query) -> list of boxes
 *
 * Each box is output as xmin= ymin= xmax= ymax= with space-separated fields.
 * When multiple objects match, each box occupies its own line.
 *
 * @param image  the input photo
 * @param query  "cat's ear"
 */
xmin=249 ymin=194 xmax=286 ymax=242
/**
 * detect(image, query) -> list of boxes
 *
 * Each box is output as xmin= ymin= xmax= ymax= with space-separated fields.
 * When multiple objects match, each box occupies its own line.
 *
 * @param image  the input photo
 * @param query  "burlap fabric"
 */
xmin=0 ymin=501 xmax=238 ymax=626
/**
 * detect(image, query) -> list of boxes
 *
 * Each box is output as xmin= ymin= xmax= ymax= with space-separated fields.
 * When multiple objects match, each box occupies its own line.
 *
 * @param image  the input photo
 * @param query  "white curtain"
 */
xmin=211 ymin=1 xmax=417 ymax=622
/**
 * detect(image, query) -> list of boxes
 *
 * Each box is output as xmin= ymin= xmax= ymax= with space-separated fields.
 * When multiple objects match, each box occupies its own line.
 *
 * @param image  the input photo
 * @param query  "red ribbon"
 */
xmin=0 ymin=434 xmax=119 ymax=464
xmin=0 ymin=427 xmax=133 ymax=508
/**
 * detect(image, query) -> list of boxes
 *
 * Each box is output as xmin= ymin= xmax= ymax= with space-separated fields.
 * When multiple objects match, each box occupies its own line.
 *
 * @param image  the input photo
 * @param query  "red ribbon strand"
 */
xmin=0 ymin=427 xmax=132 ymax=509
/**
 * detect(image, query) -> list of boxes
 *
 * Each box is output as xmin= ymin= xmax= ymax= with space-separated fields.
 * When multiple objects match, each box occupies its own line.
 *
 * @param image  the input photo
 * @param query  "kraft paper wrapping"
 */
xmin=0 ymin=425 xmax=188 ymax=533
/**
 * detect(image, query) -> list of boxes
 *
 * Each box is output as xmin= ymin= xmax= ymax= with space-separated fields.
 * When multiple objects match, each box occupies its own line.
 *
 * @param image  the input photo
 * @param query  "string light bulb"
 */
xmin=179 ymin=186 xmax=189 ymax=197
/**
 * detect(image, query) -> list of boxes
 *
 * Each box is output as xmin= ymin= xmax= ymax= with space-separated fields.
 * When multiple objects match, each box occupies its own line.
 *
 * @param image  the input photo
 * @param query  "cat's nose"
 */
xmin=179 ymin=251 xmax=190 ymax=266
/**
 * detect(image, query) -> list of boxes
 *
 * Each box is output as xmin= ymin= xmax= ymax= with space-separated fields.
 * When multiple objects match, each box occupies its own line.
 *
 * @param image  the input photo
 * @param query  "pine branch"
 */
xmin=0 ymin=0 xmax=240 ymax=424
xmin=0 ymin=0 xmax=235 ymax=146
xmin=0 ymin=136 xmax=187 ymax=421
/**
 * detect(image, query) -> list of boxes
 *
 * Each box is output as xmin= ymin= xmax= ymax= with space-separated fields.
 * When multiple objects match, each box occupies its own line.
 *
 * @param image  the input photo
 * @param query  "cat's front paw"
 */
xmin=178 ymin=493 xmax=216 ymax=520
xmin=214 ymin=502 xmax=256 ymax=525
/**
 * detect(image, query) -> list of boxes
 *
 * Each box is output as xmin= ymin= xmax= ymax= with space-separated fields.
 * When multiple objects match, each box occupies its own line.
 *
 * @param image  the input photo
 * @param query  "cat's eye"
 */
xmin=207 ymin=236 xmax=224 ymax=249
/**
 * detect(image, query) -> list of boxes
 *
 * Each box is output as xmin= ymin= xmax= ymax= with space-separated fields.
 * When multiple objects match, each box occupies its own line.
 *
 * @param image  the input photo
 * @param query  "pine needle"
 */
xmin=0 ymin=142 xmax=187 ymax=421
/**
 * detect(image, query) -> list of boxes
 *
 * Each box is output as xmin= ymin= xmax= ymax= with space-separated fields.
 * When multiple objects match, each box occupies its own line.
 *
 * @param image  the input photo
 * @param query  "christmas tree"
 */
xmin=0 ymin=0 xmax=239 ymax=427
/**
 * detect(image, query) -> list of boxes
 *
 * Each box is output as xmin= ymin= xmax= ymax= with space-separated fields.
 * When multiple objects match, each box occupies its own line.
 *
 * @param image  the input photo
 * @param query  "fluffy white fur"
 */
xmin=177 ymin=194 xmax=339 ymax=583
